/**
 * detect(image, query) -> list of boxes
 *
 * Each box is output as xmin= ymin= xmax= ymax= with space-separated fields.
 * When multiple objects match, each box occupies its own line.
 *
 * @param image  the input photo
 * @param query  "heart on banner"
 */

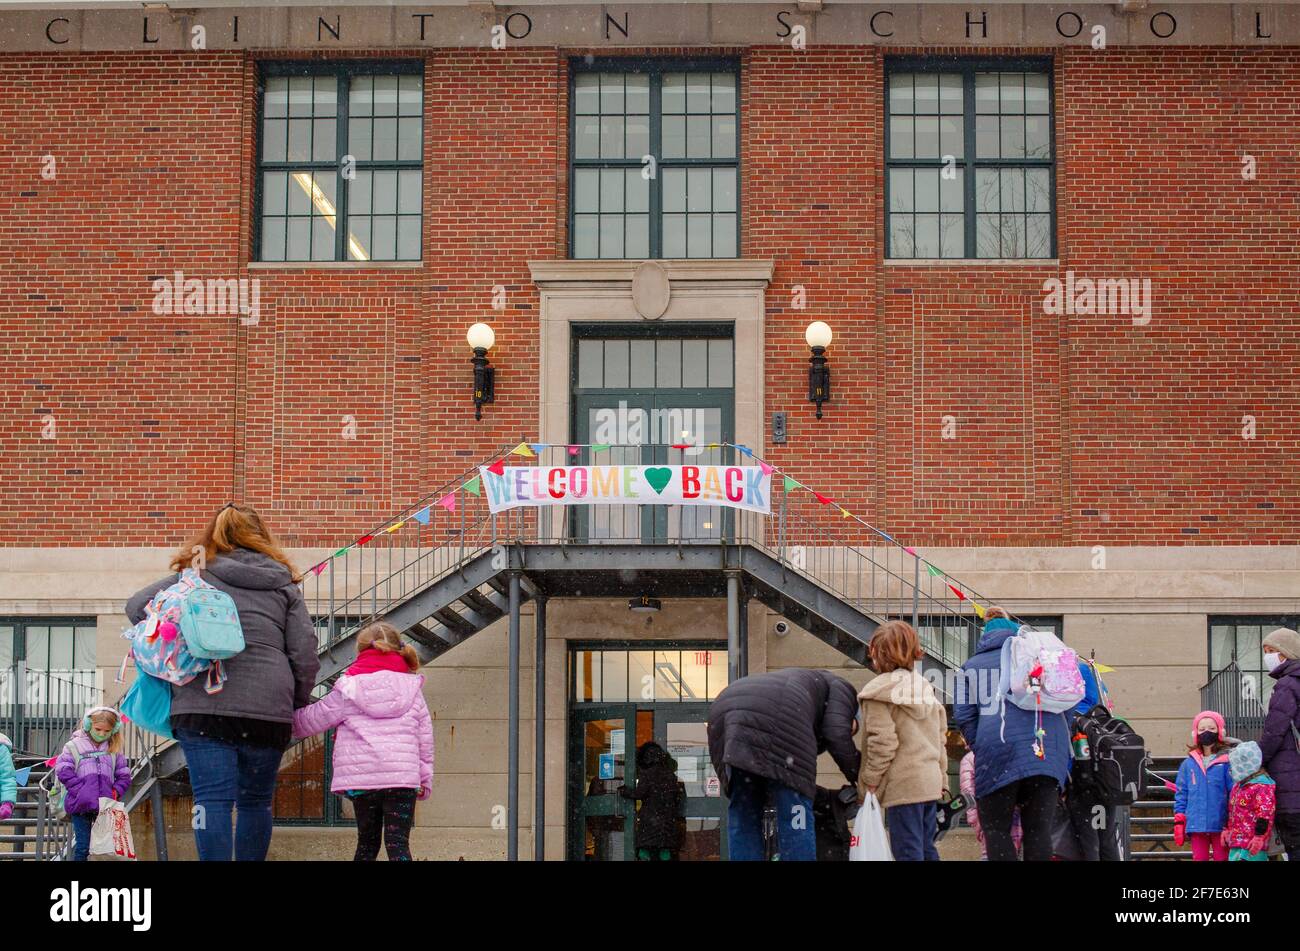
xmin=643 ymin=467 xmax=673 ymax=494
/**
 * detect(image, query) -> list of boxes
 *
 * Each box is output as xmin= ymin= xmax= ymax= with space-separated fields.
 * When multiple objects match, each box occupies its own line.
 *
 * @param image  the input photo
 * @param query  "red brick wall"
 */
xmin=1 ymin=45 xmax=1296 ymax=548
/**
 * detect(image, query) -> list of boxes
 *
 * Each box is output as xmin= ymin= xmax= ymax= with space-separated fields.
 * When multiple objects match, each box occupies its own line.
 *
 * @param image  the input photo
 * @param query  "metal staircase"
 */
xmin=0 ymin=753 xmax=71 ymax=861
xmin=47 ymin=443 xmax=1014 ymax=857
xmin=1127 ymin=756 xmax=1186 ymax=860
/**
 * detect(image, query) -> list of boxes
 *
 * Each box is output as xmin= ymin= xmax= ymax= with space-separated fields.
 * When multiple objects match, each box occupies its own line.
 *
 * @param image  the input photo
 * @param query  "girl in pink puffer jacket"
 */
xmin=293 ymin=622 xmax=433 ymax=861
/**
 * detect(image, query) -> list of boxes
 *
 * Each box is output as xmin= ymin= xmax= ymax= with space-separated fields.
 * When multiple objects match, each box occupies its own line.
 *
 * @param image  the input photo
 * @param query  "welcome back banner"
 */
xmin=480 ymin=465 xmax=771 ymax=515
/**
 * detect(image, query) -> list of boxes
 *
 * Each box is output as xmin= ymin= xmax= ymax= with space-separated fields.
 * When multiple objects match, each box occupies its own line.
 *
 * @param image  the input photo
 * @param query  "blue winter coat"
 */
xmin=1174 ymin=750 xmax=1233 ymax=833
xmin=953 ymin=618 xmax=1072 ymax=799
xmin=1074 ymin=661 xmax=1102 ymax=716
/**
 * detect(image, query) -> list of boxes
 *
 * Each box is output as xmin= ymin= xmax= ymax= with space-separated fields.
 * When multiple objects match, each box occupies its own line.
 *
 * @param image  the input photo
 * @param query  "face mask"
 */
xmin=1264 ymin=652 xmax=1283 ymax=673
xmin=89 ymin=728 xmax=110 ymax=743
xmin=1197 ymin=730 xmax=1218 ymax=748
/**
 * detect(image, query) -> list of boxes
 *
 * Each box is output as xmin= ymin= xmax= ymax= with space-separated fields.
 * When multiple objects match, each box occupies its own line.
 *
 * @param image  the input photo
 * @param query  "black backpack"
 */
xmin=1072 ymin=704 xmax=1148 ymax=806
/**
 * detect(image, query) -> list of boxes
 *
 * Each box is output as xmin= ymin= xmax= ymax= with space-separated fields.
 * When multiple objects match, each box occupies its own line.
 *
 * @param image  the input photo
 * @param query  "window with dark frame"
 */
xmin=1209 ymin=615 xmax=1298 ymax=708
xmin=256 ymin=62 xmax=423 ymax=263
xmin=570 ymin=58 xmax=739 ymax=260
xmin=886 ymin=58 xmax=1055 ymax=260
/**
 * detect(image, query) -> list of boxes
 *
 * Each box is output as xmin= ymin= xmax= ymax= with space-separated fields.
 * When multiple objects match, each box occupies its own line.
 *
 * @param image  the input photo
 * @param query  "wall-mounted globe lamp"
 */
xmin=467 ymin=322 xmax=496 ymax=421
xmin=805 ymin=321 xmax=832 ymax=419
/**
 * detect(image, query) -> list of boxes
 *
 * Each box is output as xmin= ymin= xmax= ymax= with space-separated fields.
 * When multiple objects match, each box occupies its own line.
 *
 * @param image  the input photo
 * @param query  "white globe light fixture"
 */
xmin=467 ymin=323 xmax=496 ymax=420
xmin=805 ymin=321 xmax=832 ymax=419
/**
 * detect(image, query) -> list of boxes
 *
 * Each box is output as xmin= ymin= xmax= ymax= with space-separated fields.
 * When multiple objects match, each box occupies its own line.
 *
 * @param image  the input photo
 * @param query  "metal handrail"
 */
xmin=1199 ymin=661 xmax=1268 ymax=742
xmin=304 ymin=443 xmax=1019 ymax=670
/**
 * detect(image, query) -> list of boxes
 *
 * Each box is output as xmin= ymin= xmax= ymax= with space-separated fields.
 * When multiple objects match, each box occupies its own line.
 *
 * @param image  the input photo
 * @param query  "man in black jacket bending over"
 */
xmin=707 ymin=668 xmax=861 ymax=860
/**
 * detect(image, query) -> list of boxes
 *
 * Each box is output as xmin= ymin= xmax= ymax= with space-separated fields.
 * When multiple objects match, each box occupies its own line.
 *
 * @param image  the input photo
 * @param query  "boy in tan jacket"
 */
xmin=857 ymin=620 xmax=949 ymax=861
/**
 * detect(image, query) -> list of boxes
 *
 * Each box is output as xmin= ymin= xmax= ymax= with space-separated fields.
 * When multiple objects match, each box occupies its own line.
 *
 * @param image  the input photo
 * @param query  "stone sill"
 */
xmin=883 ymin=258 xmax=1060 ymax=267
xmin=247 ymin=261 xmax=423 ymax=270
xmin=529 ymin=258 xmax=775 ymax=285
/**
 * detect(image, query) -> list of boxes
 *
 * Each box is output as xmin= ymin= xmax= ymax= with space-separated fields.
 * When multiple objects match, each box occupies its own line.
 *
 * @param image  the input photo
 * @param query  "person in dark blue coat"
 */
xmin=953 ymin=608 xmax=1071 ymax=861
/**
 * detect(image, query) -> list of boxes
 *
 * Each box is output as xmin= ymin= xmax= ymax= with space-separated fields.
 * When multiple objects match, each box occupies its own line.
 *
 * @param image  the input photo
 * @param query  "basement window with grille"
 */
xmin=885 ymin=57 xmax=1056 ymax=260
xmin=255 ymin=61 xmax=424 ymax=263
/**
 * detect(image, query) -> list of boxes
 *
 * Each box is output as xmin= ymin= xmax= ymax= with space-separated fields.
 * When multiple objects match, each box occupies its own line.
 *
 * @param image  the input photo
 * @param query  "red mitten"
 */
xmin=1173 ymin=815 xmax=1186 ymax=847
xmin=0 ymin=802 xmax=13 ymax=821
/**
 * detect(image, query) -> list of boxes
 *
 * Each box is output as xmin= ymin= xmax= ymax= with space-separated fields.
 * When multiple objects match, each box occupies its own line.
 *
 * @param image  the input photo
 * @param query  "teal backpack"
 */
xmin=178 ymin=577 xmax=245 ymax=661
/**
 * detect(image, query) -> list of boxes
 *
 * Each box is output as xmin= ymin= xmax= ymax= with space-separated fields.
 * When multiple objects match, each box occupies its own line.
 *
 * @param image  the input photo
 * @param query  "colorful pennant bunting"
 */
xmin=462 ymin=476 xmax=482 ymax=496
xmin=758 ymin=461 xmax=773 ymax=476
xmin=567 ymin=445 xmax=581 ymax=457
xmin=386 ymin=521 xmax=406 ymax=533
xmin=330 ymin=545 xmax=351 ymax=559
xmin=974 ymin=603 xmax=987 ymax=619
xmin=411 ymin=506 xmax=431 ymax=525
xmin=437 ymin=493 xmax=456 ymax=514
xmin=813 ymin=492 xmax=832 ymax=505
xmin=356 ymin=534 xmax=374 ymax=547
xmin=511 ymin=442 xmax=535 ymax=457
xmin=529 ymin=443 xmax=546 ymax=455
xmin=925 ymin=564 xmax=943 ymax=578
xmin=948 ymin=583 xmax=966 ymax=601
xmin=735 ymin=444 xmax=753 ymax=456
xmin=310 ymin=562 xmax=328 ymax=576
xmin=903 ymin=546 xmax=917 ymax=556
xmin=487 ymin=459 xmax=506 ymax=476
xmin=591 ymin=443 xmax=611 ymax=453
xmin=783 ymin=476 xmax=801 ymax=492
xmin=1094 ymin=663 xmax=1116 ymax=673
xmin=671 ymin=443 xmax=691 ymax=450
xmin=15 ymin=766 xmax=32 ymax=787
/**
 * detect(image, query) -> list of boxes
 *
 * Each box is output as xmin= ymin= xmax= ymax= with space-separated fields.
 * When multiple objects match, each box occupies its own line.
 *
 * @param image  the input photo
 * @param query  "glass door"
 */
xmin=569 ymin=705 xmax=635 ymax=861
xmin=655 ymin=706 xmax=726 ymax=861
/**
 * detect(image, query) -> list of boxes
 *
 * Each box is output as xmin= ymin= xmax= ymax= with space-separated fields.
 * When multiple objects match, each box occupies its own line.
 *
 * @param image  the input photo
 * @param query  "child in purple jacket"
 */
xmin=55 ymin=706 xmax=132 ymax=861
xmin=293 ymin=622 xmax=433 ymax=861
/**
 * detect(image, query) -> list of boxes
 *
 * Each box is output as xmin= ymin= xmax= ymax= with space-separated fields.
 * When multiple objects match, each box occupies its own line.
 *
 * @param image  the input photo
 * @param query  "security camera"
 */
xmin=774 ymin=621 xmax=790 ymax=636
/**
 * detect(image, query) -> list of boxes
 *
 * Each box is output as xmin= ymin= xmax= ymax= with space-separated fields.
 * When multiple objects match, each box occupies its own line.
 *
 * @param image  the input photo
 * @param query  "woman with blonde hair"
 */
xmin=293 ymin=621 xmax=434 ymax=861
xmin=126 ymin=502 xmax=320 ymax=861
xmin=54 ymin=706 xmax=132 ymax=861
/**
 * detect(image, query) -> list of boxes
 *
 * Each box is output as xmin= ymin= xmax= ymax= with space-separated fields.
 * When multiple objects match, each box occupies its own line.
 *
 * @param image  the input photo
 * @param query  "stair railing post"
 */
xmin=507 ymin=571 xmax=521 ymax=861
xmin=150 ymin=775 xmax=169 ymax=862
xmin=533 ymin=595 xmax=547 ymax=862
xmin=911 ymin=554 xmax=920 ymax=633
xmin=34 ymin=777 xmax=46 ymax=860
xmin=778 ymin=480 xmax=787 ymax=565
xmin=726 ymin=572 xmax=741 ymax=685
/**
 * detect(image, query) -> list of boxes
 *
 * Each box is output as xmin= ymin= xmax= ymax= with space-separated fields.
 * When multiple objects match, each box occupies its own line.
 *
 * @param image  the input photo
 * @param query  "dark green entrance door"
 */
xmin=570 ymin=325 xmax=735 ymax=543
xmin=567 ymin=644 xmax=729 ymax=861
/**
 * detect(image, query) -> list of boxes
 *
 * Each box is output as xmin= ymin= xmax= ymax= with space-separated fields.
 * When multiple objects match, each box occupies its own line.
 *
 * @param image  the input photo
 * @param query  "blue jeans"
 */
xmin=175 ymin=729 xmax=283 ymax=862
xmin=886 ymin=801 xmax=940 ymax=861
xmin=70 ymin=811 xmax=97 ymax=862
xmin=725 ymin=767 xmax=816 ymax=861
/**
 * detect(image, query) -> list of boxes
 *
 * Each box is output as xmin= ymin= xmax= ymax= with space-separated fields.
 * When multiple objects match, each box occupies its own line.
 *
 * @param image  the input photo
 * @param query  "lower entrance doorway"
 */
xmin=567 ymin=643 xmax=728 ymax=861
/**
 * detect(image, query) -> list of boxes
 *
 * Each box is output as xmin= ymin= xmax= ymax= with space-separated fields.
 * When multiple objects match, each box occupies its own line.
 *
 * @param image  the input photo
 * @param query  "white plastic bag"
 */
xmin=90 ymin=797 xmax=136 ymax=860
xmin=848 ymin=792 xmax=892 ymax=861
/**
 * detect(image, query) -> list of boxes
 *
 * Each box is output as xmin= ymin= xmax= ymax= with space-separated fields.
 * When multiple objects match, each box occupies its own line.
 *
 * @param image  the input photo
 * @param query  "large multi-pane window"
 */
xmin=886 ymin=59 xmax=1055 ymax=260
xmin=257 ymin=62 xmax=423 ymax=262
xmin=570 ymin=59 xmax=739 ymax=259
xmin=1210 ymin=616 xmax=1298 ymax=707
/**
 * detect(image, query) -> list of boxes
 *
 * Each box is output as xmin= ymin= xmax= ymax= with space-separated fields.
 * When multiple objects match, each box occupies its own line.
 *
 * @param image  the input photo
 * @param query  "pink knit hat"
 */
xmin=1191 ymin=709 xmax=1226 ymax=744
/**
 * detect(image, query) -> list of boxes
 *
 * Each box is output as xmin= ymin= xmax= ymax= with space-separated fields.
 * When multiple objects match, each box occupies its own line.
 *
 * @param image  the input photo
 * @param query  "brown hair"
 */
xmin=869 ymin=620 xmax=923 ymax=673
xmin=984 ymin=606 xmax=1010 ymax=621
xmin=171 ymin=503 xmax=301 ymax=583
xmin=357 ymin=621 xmax=419 ymax=671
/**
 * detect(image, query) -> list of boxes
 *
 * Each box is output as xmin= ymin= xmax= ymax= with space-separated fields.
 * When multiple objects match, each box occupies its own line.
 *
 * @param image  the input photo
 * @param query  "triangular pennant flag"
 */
xmin=15 ymin=766 xmax=32 ymax=787
xmin=462 ymin=476 xmax=481 ymax=496
xmin=758 ymin=461 xmax=773 ymax=475
xmin=813 ymin=492 xmax=832 ymax=505
xmin=511 ymin=442 xmax=534 ymax=457
xmin=567 ymin=445 xmax=580 ymax=457
xmin=529 ymin=443 xmax=546 ymax=455
xmin=1094 ymin=663 xmax=1116 ymax=673
xmin=973 ymin=603 xmax=987 ymax=619
xmin=947 ymin=583 xmax=966 ymax=601
xmin=671 ymin=443 xmax=691 ymax=450
xmin=330 ymin=545 xmax=351 ymax=559
xmin=487 ymin=459 xmax=506 ymax=476
xmin=591 ymin=443 xmax=611 ymax=453
xmin=783 ymin=476 xmax=801 ymax=492
xmin=356 ymin=534 xmax=374 ymax=547
xmin=44 ymin=757 xmax=57 ymax=768
xmin=925 ymin=563 xmax=943 ymax=578
xmin=310 ymin=562 xmax=329 ymax=576
xmin=841 ymin=508 xmax=851 ymax=518
xmin=411 ymin=507 xmax=431 ymax=525
xmin=706 ymin=443 xmax=721 ymax=450
xmin=735 ymin=444 xmax=753 ymax=456
xmin=903 ymin=546 xmax=917 ymax=556
xmin=385 ymin=521 xmax=406 ymax=533
xmin=437 ymin=493 xmax=456 ymax=514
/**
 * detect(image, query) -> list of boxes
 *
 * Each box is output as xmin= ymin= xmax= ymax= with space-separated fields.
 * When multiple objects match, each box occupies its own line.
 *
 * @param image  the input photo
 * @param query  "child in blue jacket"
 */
xmin=0 ymin=732 xmax=16 ymax=822
xmin=1173 ymin=710 xmax=1234 ymax=861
